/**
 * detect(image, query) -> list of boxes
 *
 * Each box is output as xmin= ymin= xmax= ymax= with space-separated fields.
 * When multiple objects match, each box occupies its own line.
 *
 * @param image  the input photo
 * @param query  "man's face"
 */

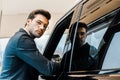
xmin=27 ymin=14 xmax=49 ymax=38
xmin=77 ymin=27 xmax=87 ymax=45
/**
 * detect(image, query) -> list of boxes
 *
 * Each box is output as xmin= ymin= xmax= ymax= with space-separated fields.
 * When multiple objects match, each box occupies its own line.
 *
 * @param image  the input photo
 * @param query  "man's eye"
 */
xmin=44 ymin=25 xmax=47 ymax=29
xmin=37 ymin=21 xmax=41 ymax=24
xmin=78 ymin=32 xmax=86 ymax=35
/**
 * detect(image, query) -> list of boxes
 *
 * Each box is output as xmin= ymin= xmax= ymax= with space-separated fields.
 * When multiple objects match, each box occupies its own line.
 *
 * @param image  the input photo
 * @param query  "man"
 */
xmin=61 ymin=22 xmax=98 ymax=72
xmin=0 ymin=9 xmax=59 ymax=80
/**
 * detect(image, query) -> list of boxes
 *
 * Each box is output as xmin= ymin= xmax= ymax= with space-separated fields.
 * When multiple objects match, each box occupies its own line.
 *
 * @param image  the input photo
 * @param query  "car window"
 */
xmin=86 ymin=26 xmax=108 ymax=50
xmin=55 ymin=33 xmax=68 ymax=58
xmin=100 ymin=32 xmax=120 ymax=74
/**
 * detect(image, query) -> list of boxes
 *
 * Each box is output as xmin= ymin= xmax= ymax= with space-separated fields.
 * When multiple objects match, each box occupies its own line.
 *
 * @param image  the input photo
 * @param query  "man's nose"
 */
xmin=40 ymin=25 xmax=44 ymax=29
xmin=39 ymin=25 xmax=46 ymax=31
xmin=39 ymin=24 xmax=45 ymax=29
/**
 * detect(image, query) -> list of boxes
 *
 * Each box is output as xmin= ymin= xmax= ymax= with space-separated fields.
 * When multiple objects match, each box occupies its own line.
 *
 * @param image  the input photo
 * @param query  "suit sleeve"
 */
xmin=16 ymin=36 xmax=59 ymax=76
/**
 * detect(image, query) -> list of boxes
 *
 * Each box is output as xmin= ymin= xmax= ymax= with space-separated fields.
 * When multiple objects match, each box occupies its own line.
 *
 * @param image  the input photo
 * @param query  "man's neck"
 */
xmin=80 ymin=41 xmax=86 ymax=47
xmin=23 ymin=27 xmax=30 ymax=35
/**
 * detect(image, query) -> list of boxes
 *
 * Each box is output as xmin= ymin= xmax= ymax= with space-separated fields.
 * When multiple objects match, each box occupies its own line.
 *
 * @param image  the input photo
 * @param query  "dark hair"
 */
xmin=69 ymin=22 xmax=87 ymax=43
xmin=78 ymin=22 xmax=87 ymax=32
xmin=25 ymin=9 xmax=51 ymax=26
xmin=69 ymin=22 xmax=87 ymax=34
xmin=27 ymin=9 xmax=51 ymax=20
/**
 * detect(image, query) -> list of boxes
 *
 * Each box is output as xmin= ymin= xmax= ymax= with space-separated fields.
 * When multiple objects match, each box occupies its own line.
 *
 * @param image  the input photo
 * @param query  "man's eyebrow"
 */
xmin=37 ymin=20 xmax=42 ymax=22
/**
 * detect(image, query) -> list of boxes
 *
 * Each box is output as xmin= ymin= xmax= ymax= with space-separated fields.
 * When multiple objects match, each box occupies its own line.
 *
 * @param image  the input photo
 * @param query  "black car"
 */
xmin=41 ymin=0 xmax=120 ymax=79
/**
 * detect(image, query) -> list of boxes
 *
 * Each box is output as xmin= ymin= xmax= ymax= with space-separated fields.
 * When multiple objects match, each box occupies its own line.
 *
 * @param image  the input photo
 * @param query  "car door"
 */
xmin=42 ymin=0 xmax=120 ymax=79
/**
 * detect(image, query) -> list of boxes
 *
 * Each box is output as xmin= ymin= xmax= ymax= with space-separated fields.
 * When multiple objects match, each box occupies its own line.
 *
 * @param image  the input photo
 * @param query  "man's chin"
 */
xmin=36 ymin=34 xmax=42 ymax=38
xmin=36 ymin=36 xmax=41 ymax=38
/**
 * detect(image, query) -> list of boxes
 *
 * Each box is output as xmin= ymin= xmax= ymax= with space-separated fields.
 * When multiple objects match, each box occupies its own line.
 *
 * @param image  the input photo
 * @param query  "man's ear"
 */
xmin=26 ymin=19 xmax=31 ymax=26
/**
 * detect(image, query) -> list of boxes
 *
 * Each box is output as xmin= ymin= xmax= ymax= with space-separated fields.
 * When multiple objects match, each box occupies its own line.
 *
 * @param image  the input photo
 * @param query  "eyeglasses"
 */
xmin=77 ymin=32 xmax=86 ymax=35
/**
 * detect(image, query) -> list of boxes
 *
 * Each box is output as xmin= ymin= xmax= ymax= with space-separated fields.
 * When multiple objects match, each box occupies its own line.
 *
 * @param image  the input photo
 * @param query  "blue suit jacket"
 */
xmin=0 ymin=28 xmax=59 ymax=80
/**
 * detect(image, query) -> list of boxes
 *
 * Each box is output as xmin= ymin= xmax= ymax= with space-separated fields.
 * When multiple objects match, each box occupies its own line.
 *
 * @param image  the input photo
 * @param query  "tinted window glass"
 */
xmin=86 ymin=27 xmax=107 ymax=49
xmin=99 ymin=32 xmax=120 ymax=74
xmin=101 ymin=32 xmax=120 ymax=70
xmin=54 ymin=33 xmax=68 ymax=58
